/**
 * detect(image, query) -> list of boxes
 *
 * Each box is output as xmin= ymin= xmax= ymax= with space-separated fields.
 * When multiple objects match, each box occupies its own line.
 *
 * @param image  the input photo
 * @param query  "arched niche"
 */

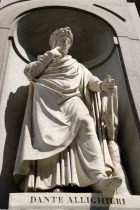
xmin=1 ymin=6 xmax=140 ymax=210
xmin=13 ymin=7 xmax=115 ymax=67
xmin=11 ymin=7 xmax=135 ymax=193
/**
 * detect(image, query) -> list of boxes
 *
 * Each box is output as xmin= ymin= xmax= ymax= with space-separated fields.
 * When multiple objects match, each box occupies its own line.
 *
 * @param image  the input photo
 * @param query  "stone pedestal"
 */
xmin=9 ymin=193 xmax=140 ymax=210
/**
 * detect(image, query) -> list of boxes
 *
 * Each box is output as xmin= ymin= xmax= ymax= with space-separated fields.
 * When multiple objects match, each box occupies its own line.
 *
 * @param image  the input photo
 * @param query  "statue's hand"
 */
xmin=50 ymin=47 xmax=62 ymax=58
xmin=101 ymin=75 xmax=115 ymax=92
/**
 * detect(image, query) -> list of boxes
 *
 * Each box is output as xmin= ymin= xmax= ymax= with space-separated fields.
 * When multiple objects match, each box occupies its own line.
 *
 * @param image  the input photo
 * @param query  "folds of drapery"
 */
xmin=23 ymin=88 xmax=116 ymax=192
xmin=13 ymin=55 xmax=117 ymax=191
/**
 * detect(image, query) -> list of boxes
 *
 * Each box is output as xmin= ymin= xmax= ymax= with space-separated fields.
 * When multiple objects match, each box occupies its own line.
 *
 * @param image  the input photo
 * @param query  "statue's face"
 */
xmin=55 ymin=35 xmax=71 ymax=56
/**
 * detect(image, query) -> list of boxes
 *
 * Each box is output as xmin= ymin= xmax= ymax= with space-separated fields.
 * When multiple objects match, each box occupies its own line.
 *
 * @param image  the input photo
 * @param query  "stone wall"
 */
xmin=0 ymin=0 xmax=140 ymax=209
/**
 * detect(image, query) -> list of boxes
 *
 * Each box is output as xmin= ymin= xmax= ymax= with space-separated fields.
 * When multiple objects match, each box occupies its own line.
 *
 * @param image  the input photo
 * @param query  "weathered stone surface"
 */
xmin=9 ymin=193 xmax=140 ymax=209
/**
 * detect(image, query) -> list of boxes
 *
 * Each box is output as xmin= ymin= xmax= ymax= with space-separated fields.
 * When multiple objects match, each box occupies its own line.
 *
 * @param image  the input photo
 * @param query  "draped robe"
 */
xmin=14 ymin=53 xmax=110 ymax=191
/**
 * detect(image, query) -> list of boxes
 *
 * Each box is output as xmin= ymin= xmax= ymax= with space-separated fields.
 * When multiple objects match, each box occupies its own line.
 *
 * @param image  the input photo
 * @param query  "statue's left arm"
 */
xmin=87 ymin=72 xmax=114 ymax=93
xmin=87 ymin=75 xmax=103 ymax=92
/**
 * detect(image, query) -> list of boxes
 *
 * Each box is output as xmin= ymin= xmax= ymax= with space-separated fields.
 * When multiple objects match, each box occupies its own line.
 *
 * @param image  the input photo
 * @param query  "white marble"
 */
xmin=14 ymin=27 xmax=122 ymax=193
xmin=9 ymin=192 xmax=140 ymax=209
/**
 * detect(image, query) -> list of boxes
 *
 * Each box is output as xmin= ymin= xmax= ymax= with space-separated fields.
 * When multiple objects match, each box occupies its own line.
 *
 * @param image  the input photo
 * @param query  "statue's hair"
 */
xmin=49 ymin=27 xmax=73 ymax=49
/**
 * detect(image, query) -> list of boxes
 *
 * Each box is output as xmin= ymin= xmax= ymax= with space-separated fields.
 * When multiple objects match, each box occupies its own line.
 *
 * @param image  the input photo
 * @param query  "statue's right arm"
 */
xmin=24 ymin=51 xmax=54 ymax=80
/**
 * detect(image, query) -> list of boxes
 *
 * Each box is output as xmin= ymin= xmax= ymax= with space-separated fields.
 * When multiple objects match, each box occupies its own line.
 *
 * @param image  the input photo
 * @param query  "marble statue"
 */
xmin=13 ymin=27 xmax=123 ymax=193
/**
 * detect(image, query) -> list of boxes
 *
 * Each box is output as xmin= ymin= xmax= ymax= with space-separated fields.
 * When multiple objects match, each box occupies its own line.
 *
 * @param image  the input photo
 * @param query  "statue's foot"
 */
xmin=92 ymin=176 xmax=122 ymax=193
xmin=53 ymin=188 xmax=63 ymax=193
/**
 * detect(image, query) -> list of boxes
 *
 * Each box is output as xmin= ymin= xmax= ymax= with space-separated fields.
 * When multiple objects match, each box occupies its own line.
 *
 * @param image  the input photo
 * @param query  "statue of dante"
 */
xmin=14 ymin=27 xmax=122 ymax=192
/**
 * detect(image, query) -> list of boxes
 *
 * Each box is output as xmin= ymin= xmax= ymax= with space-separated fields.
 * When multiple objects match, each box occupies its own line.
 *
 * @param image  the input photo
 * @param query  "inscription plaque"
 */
xmin=9 ymin=193 xmax=140 ymax=209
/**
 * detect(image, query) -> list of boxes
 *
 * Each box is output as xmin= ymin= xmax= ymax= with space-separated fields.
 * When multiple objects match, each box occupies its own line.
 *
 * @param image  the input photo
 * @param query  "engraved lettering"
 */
xmin=74 ymin=197 xmax=79 ymax=203
xmin=98 ymin=198 xmax=105 ymax=204
xmin=52 ymin=196 xmax=57 ymax=203
xmin=91 ymin=197 xmax=97 ymax=203
xmin=86 ymin=197 xmax=90 ymax=203
xmin=110 ymin=198 xmax=116 ymax=204
xmin=122 ymin=199 xmax=125 ymax=205
xmin=80 ymin=197 xmax=86 ymax=203
xmin=30 ymin=196 xmax=36 ymax=203
xmin=116 ymin=198 xmax=122 ymax=204
xmin=30 ymin=196 xmax=126 ymax=206
xmin=58 ymin=196 xmax=63 ymax=203
xmin=67 ymin=197 xmax=73 ymax=203
xmin=38 ymin=197 xmax=42 ymax=203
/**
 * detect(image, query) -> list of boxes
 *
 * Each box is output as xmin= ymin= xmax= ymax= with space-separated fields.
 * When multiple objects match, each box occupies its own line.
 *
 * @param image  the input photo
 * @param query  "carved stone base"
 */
xmin=9 ymin=193 xmax=140 ymax=209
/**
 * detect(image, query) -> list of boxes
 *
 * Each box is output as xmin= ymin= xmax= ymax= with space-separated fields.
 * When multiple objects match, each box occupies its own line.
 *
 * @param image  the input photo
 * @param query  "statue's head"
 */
xmin=49 ymin=27 xmax=73 ymax=55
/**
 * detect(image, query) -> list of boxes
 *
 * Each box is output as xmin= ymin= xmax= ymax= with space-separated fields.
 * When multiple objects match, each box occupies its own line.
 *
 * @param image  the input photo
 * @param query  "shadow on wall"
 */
xmin=0 ymin=85 xmax=29 ymax=209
